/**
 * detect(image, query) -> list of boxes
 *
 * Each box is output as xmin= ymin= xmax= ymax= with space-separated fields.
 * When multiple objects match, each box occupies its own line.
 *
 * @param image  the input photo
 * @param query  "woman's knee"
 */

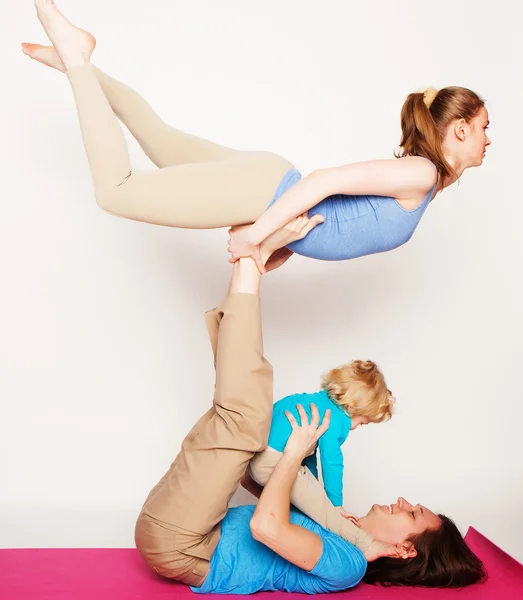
xmin=94 ymin=172 xmax=132 ymax=213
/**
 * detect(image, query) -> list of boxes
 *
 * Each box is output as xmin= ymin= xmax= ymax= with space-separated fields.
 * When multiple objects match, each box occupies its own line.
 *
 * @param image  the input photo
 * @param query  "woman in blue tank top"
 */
xmin=229 ymin=87 xmax=491 ymax=270
xmin=25 ymin=6 xmax=489 ymax=271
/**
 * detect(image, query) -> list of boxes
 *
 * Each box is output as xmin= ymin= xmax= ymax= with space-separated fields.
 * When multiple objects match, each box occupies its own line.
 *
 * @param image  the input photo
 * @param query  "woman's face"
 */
xmin=455 ymin=106 xmax=491 ymax=167
xmin=361 ymin=497 xmax=441 ymax=546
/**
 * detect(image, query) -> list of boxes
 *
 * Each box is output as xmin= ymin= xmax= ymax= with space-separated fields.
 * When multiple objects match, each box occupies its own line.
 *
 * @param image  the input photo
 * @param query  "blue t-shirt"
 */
xmin=191 ymin=505 xmax=366 ymax=595
xmin=267 ymin=390 xmax=351 ymax=506
xmin=267 ymin=164 xmax=437 ymax=261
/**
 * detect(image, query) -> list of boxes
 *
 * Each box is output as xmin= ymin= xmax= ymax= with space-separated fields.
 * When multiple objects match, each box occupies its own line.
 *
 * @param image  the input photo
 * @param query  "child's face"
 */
xmin=350 ymin=416 xmax=370 ymax=430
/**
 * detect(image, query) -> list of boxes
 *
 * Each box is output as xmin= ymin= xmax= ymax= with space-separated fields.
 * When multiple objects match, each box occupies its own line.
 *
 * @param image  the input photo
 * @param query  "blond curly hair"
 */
xmin=321 ymin=360 xmax=394 ymax=423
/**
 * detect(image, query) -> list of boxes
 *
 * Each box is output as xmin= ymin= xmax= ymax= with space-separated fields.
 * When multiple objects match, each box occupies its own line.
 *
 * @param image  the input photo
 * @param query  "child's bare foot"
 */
xmin=34 ymin=0 xmax=96 ymax=71
xmin=21 ymin=42 xmax=65 ymax=73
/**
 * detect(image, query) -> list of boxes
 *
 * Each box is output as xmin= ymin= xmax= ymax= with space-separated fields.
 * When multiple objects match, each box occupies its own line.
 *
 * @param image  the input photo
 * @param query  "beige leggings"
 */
xmin=65 ymin=64 xmax=294 ymax=228
xmin=249 ymin=448 xmax=374 ymax=553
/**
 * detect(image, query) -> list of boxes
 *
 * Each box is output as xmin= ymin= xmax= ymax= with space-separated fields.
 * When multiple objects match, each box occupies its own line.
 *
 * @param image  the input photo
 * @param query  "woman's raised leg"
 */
xmin=22 ymin=43 xmax=241 ymax=168
xmin=32 ymin=0 xmax=294 ymax=228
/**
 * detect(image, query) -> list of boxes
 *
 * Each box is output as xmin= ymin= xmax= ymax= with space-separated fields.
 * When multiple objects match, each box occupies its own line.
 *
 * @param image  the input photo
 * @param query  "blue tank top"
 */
xmin=267 ymin=165 xmax=437 ymax=261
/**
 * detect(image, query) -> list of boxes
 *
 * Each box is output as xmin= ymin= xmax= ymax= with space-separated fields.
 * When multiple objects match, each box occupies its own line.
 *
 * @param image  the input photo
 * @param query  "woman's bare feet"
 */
xmin=34 ymin=0 xmax=96 ymax=71
xmin=21 ymin=43 xmax=65 ymax=73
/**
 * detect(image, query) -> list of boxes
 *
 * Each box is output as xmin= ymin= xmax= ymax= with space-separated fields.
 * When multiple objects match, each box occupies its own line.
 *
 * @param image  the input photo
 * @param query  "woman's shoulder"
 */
xmin=397 ymin=156 xmax=438 ymax=186
xmin=316 ymin=156 xmax=438 ymax=202
xmin=388 ymin=156 xmax=438 ymax=204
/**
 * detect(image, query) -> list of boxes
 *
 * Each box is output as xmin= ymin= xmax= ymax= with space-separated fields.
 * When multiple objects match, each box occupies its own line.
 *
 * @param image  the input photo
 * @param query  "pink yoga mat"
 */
xmin=0 ymin=528 xmax=521 ymax=599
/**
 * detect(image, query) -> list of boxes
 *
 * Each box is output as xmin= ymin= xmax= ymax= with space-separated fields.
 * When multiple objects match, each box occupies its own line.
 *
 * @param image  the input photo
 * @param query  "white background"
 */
xmin=2 ymin=0 xmax=522 ymax=562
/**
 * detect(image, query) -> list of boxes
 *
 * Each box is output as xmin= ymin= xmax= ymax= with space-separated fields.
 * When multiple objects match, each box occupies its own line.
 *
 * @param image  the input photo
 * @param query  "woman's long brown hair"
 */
xmin=396 ymin=87 xmax=485 ymax=184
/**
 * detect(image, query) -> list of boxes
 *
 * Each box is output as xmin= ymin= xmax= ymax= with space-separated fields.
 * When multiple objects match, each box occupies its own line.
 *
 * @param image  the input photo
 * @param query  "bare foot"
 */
xmin=21 ymin=43 xmax=65 ymax=73
xmin=34 ymin=0 xmax=96 ymax=71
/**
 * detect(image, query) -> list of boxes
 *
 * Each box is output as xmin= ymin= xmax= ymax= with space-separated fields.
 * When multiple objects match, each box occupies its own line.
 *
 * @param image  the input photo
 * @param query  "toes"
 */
xmin=35 ymin=0 xmax=56 ymax=9
xmin=22 ymin=43 xmax=44 ymax=56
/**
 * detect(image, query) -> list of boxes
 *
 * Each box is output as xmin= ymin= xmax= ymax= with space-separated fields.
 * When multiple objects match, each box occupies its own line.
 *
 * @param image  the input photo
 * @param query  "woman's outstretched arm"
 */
xmin=229 ymin=157 xmax=437 ymax=270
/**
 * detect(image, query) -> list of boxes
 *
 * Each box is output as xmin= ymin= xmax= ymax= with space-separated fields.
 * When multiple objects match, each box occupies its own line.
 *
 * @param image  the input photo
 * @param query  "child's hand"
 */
xmin=339 ymin=508 xmax=360 ymax=527
xmin=364 ymin=539 xmax=404 ymax=562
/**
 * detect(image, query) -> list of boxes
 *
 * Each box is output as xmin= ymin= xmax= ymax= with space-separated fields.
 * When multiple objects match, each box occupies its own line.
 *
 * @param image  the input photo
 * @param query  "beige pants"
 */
xmin=135 ymin=294 xmax=273 ymax=587
xmin=66 ymin=64 xmax=294 ymax=228
xmin=249 ymin=448 xmax=374 ymax=553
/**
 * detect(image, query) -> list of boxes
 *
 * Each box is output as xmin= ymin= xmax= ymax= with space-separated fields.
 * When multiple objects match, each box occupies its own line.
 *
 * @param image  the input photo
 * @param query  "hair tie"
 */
xmin=423 ymin=88 xmax=439 ymax=109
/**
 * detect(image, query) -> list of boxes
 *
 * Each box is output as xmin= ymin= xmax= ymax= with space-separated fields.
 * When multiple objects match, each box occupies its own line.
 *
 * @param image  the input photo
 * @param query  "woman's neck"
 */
xmin=442 ymin=147 xmax=466 ymax=186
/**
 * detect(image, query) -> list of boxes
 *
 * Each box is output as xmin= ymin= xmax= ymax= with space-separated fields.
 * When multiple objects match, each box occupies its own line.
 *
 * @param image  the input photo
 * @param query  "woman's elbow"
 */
xmin=304 ymin=168 xmax=334 ymax=197
xmin=306 ymin=168 xmax=325 ymax=185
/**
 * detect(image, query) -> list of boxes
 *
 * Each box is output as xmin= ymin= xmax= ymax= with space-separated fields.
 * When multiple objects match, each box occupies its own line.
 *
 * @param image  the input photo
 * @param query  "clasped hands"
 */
xmin=227 ymin=214 xmax=324 ymax=273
